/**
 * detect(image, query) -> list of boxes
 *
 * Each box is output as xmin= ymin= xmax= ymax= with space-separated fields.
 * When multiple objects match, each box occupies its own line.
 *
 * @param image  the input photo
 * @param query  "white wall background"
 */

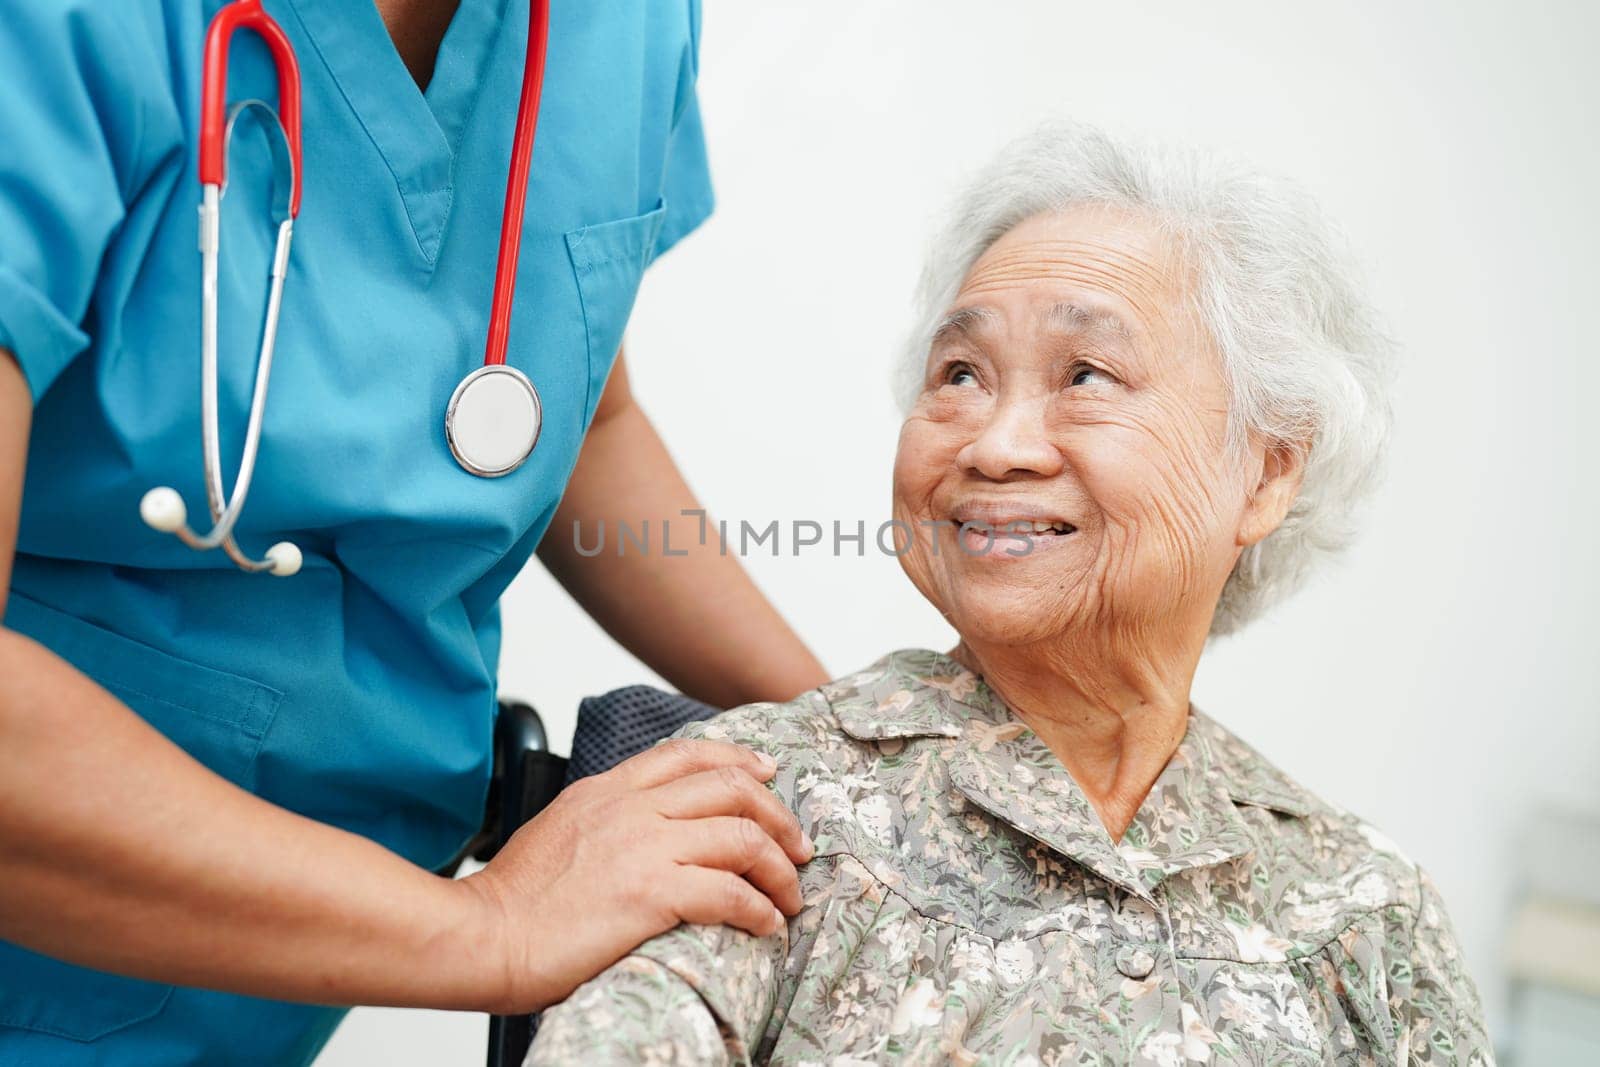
xmin=322 ymin=0 xmax=1600 ymax=1061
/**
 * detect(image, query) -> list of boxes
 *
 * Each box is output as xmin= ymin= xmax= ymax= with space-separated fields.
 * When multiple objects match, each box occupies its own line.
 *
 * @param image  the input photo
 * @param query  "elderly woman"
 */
xmin=524 ymin=123 xmax=1492 ymax=1065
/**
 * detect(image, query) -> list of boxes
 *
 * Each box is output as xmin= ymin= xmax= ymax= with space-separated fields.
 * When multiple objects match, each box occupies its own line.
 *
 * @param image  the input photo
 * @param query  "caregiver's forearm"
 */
xmin=538 ymin=350 xmax=829 ymax=708
xmin=0 ymin=350 xmax=493 ymax=1010
xmin=0 ymin=627 xmax=500 ymax=1008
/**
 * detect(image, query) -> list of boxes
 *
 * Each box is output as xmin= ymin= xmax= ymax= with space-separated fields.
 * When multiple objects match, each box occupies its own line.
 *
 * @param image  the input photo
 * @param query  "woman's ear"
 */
xmin=1236 ymin=439 xmax=1308 ymax=548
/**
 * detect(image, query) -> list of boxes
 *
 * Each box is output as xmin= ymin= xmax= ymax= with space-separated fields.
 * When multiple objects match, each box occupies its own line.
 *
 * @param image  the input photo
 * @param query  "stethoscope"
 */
xmin=139 ymin=0 xmax=552 ymax=576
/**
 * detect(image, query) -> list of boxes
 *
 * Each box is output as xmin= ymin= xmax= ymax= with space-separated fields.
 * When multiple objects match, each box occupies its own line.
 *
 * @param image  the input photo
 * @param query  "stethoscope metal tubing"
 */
xmin=179 ymin=183 xmax=293 ymax=567
xmin=145 ymin=99 xmax=302 ymax=576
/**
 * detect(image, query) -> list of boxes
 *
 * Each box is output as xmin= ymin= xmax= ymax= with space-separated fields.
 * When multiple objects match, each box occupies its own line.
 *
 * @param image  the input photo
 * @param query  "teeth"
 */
xmin=956 ymin=518 xmax=1075 ymax=534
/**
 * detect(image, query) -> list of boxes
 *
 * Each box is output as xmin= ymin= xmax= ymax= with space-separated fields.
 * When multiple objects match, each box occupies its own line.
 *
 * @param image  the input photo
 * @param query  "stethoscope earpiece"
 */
xmin=140 ymin=485 xmax=301 ymax=577
xmin=140 ymin=487 xmax=188 ymax=534
xmin=264 ymin=541 xmax=302 ymax=577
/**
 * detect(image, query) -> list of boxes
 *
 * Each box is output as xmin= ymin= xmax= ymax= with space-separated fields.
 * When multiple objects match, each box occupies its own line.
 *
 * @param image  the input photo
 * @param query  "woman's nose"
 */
xmin=954 ymin=394 xmax=1065 ymax=481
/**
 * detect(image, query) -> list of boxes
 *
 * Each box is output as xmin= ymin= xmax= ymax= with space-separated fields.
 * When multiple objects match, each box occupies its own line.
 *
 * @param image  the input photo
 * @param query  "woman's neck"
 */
xmin=949 ymin=628 xmax=1205 ymax=843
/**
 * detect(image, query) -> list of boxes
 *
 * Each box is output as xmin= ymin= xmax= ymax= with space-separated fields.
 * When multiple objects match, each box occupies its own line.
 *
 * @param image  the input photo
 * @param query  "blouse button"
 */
xmin=1115 ymin=944 xmax=1156 ymax=979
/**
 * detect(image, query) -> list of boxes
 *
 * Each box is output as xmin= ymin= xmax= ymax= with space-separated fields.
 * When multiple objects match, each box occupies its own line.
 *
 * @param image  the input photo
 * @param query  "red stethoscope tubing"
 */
xmin=199 ymin=0 xmax=303 ymax=216
xmin=485 ymin=0 xmax=551 ymax=367
xmin=168 ymin=0 xmax=553 ymax=557
xmin=197 ymin=0 xmax=552 ymax=368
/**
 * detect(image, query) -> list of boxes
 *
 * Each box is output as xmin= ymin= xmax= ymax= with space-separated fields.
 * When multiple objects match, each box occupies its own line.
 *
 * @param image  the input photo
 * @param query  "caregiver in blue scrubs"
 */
xmin=0 ymin=1 xmax=827 ymax=1063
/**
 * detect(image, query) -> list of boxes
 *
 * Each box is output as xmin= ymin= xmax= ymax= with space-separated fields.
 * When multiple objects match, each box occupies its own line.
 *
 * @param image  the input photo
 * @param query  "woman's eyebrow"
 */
xmin=1044 ymin=301 xmax=1134 ymax=343
xmin=931 ymin=306 xmax=1001 ymax=346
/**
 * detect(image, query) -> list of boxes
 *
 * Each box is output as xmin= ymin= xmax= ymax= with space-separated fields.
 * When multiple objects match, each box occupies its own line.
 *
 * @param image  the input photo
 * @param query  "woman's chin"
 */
xmin=943 ymin=588 xmax=1084 ymax=649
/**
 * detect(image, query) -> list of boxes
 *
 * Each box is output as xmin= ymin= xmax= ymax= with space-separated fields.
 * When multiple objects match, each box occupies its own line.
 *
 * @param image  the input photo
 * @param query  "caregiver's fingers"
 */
xmin=606 ymin=737 xmax=776 ymax=791
xmin=669 ymin=865 xmax=789 ymax=938
xmin=651 ymin=765 xmax=812 ymax=864
xmin=673 ymin=816 xmax=804 ymax=916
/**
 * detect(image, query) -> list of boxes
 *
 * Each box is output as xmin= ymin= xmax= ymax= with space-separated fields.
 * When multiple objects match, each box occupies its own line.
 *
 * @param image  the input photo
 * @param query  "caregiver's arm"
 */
xmin=539 ymin=349 xmax=829 ymax=707
xmin=0 ymin=350 xmax=804 ymax=1013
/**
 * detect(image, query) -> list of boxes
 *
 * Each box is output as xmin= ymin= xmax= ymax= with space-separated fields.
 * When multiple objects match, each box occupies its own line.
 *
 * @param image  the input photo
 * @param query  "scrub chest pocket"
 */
xmin=565 ymin=200 xmax=667 ymax=429
xmin=2 ymin=594 xmax=283 ymax=790
xmin=0 ymin=593 xmax=283 ymax=1043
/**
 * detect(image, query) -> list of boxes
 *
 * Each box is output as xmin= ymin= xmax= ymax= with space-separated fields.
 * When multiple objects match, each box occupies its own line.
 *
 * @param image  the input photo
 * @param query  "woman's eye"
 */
xmin=1068 ymin=363 xmax=1111 ymax=387
xmin=943 ymin=363 xmax=979 ymax=387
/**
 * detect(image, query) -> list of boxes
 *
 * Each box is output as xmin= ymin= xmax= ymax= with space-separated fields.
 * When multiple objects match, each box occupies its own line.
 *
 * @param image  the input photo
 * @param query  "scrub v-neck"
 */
xmin=283 ymin=0 xmax=510 ymax=263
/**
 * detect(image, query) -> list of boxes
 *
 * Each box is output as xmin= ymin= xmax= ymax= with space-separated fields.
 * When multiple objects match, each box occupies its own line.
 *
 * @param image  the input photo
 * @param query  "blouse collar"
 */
xmin=826 ymin=649 xmax=1319 ymax=902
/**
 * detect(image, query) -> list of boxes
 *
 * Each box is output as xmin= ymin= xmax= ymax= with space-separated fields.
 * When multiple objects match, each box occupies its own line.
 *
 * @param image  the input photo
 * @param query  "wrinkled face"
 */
xmin=893 ymin=205 xmax=1259 ymax=647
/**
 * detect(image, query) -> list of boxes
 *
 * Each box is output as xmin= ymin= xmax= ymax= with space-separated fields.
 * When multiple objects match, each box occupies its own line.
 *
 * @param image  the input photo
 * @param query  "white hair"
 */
xmin=896 ymin=121 xmax=1396 ymax=635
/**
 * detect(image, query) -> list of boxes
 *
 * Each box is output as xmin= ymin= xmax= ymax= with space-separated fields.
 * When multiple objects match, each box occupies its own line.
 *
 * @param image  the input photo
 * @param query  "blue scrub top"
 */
xmin=0 ymin=0 xmax=713 ymax=1061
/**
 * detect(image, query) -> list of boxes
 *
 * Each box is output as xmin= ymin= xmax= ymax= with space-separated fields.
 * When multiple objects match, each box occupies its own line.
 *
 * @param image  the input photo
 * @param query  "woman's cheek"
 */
xmin=1070 ymin=429 xmax=1208 ymax=593
xmin=891 ymin=427 xmax=948 ymax=606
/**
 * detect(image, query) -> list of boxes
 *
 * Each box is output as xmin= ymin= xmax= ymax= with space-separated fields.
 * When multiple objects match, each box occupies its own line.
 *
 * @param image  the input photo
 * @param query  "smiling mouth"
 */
xmin=948 ymin=515 xmax=1079 ymax=558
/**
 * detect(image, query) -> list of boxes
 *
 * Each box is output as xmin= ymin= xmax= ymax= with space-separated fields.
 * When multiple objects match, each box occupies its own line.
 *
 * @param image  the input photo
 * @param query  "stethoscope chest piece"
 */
xmin=445 ymin=364 xmax=542 ymax=477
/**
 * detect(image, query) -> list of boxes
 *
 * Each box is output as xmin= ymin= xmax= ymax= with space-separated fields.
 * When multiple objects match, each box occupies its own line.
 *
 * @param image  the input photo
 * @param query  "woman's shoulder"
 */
xmin=670 ymin=653 xmax=959 ymax=827
xmin=1192 ymin=710 xmax=1439 ymax=920
xmin=673 ymin=649 xmax=965 ymax=772
xmin=672 ymin=686 xmax=853 ymax=777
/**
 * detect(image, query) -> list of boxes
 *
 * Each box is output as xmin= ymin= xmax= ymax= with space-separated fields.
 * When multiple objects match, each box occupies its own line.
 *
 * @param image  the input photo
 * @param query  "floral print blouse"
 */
xmin=526 ymin=649 xmax=1493 ymax=1066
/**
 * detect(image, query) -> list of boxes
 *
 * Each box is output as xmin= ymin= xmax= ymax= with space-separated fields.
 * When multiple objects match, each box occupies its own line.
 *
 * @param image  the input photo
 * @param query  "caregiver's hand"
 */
xmin=458 ymin=737 xmax=812 ymax=1013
